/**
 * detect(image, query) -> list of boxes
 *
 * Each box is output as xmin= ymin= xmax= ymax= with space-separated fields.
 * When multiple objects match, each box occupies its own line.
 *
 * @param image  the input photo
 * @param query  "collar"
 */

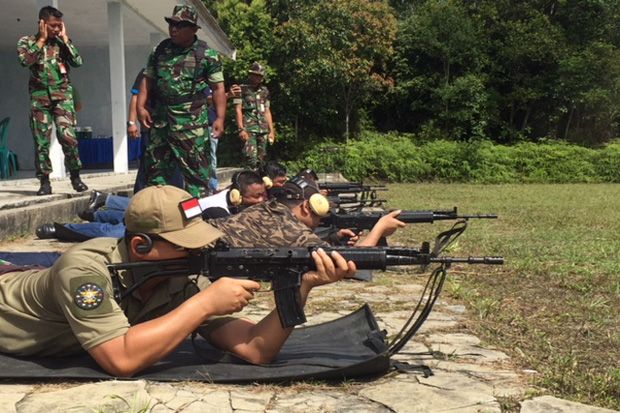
xmin=111 ymin=240 xmax=188 ymax=299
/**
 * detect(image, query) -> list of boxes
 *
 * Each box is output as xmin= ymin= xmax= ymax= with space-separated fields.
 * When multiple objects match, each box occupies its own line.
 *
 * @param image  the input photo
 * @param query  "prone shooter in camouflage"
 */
xmin=137 ymin=4 xmax=226 ymax=198
xmin=233 ymin=62 xmax=276 ymax=169
xmin=17 ymin=6 xmax=88 ymax=195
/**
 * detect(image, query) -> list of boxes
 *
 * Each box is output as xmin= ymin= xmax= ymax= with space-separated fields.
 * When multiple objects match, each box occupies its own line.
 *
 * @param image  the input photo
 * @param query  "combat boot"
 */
xmin=70 ymin=170 xmax=88 ymax=192
xmin=36 ymin=175 xmax=52 ymax=196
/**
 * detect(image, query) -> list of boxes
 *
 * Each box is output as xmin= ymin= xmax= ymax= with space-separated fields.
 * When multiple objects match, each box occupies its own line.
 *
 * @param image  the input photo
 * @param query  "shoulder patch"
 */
xmin=74 ymin=282 xmax=105 ymax=310
xmin=69 ymin=276 xmax=113 ymax=317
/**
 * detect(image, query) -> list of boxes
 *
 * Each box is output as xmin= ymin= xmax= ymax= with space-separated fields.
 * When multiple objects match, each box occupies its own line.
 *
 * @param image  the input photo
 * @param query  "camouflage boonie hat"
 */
xmin=165 ymin=4 xmax=200 ymax=27
xmin=248 ymin=62 xmax=265 ymax=77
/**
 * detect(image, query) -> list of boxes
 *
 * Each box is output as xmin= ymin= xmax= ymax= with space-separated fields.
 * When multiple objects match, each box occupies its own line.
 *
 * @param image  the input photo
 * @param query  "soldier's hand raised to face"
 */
xmin=37 ymin=19 xmax=48 ymax=43
xmin=59 ymin=22 xmax=69 ymax=43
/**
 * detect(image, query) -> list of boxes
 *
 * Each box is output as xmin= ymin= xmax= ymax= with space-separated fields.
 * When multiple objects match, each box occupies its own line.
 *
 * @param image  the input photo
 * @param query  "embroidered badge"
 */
xmin=74 ymin=282 xmax=105 ymax=310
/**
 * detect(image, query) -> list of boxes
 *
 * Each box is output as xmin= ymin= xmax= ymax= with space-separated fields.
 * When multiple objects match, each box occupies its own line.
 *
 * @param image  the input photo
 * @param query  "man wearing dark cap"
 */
xmin=0 ymin=185 xmax=355 ymax=376
xmin=17 ymin=6 xmax=88 ymax=195
xmin=209 ymin=176 xmax=404 ymax=248
xmin=233 ymin=62 xmax=275 ymax=168
xmin=137 ymin=4 xmax=226 ymax=198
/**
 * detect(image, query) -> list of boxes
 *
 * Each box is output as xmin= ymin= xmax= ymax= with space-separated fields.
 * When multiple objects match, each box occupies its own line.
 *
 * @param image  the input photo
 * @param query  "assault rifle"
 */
xmin=319 ymin=182 xmax=387 ymax=201
xmin=320 ymin=207 xmax=497 ymax=230
xmin=328 ymin=195 xmax=388 ymax=212
xmin=108 ymin=245 xmax=503 ymax=329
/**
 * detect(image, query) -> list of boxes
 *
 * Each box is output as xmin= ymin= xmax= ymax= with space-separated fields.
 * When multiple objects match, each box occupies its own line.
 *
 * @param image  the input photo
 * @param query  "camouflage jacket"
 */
xmin=145 ymin=37 xmax=223 ymax=131
xmin=233 ymin=84 xmax=270 ymax=133
xmin=17 ymin=35 xmax=82 ymax=97
xmin=209 ymin=200 xmax=327 ymax=248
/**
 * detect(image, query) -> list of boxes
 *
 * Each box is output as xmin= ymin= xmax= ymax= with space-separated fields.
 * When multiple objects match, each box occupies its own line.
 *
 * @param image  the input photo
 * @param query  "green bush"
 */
xmin=286 ymin=132 xmax=620 ymax=183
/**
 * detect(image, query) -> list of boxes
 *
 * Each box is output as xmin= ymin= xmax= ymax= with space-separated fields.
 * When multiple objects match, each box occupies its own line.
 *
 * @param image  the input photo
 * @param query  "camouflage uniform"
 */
xmin=17 ymin=35 xmax=83 ymax=178
xmin=209 ymin=199 xmax=328 ymax=248
xmin=144 ymin=7 xmax=224 ymax=198
xmin=234 ymin=83 xmax=271 ymax=168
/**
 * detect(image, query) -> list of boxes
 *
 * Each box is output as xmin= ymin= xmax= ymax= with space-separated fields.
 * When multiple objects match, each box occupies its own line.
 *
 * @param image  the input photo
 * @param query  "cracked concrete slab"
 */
xmin=520 ymin=396 xmax=619 ymax=413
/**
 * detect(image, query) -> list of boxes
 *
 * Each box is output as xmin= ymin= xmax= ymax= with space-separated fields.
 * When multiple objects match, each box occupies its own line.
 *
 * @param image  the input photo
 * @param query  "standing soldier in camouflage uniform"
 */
xmin=17 ymin=6 xmax=88 ymax=196
xmin=234 ymin=62 xmax=276 ymax=169
xmin=137 ymin=4 xmax=226 ymax=198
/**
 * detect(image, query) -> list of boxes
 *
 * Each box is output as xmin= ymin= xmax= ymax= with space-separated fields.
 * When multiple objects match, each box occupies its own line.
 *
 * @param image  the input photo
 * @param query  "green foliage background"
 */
xmin=286 ymin=134 xmax=620 ymax=184
xmin=205 ymin=0 xmax=620 ymax=164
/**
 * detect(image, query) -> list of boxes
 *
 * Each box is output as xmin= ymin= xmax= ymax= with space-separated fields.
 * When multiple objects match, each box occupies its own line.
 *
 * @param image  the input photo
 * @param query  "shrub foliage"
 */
xmin=286 ymin=132 xmax=620 ymax=183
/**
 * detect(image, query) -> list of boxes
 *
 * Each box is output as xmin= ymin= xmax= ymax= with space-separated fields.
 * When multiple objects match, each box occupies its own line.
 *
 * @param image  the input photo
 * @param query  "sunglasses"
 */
xmin=168 ymin=21 xmax=196 ymax=29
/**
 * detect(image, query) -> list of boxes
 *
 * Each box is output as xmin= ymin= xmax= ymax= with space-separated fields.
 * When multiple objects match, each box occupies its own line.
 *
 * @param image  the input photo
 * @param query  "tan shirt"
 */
xmin=0 ymin=238 xmax=198 ymax=357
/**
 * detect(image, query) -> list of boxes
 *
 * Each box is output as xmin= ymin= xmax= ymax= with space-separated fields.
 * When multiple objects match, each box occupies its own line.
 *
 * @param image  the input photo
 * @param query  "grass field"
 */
xmin=385 ymin=183 xmax=620 ymax=410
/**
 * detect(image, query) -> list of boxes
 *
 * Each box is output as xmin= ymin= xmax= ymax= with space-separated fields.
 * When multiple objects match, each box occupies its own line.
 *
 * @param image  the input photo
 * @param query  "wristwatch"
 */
xmin=127 ymin=121 xmax=136 ymax=127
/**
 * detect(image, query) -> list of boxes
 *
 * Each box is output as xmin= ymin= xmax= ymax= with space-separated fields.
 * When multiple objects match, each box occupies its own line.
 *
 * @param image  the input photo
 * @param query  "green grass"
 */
xmin=386 ymin=183 xmax=620 ymax=410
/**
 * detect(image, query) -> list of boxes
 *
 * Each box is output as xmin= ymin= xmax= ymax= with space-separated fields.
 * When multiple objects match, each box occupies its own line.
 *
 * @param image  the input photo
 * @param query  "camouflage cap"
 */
xmin=248 ymin=61 xmax=265 ymax=77
xmin=165 ymin=4 xmax=200 ymax=27
xmin=125 ymin=185 xmax=222 ymax=249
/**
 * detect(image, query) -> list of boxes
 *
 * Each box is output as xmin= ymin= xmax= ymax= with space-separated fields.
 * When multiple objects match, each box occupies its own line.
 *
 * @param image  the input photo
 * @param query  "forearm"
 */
xmin=17 ymin=41 xmax=42 ymax=67
xmin=235 ymin=105 xmax=244 ymax=129
xmin=88 ymin=296 xmax=213 ymax=376
xmin=355 ymin=226 xmax=383 ymax=247
xmin=137 ymin=77 xmax=150 ymax=111
xmin=128 ymin=96 xmax=138 ymax=122
xmin=265 ymin=108 xmax=274 ymax=132
xmin=209 ymin=283 xmax=312 ymax=365
xmin=211 ymin=82 xmax=226 ymax=120
xmin=62 ymin=40 xmax=83 ymax=67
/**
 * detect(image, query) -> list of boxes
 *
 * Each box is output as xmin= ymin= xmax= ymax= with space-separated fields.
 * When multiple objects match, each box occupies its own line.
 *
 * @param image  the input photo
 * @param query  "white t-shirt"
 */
xmin=198 ymin=189 xmax=230 ymax=214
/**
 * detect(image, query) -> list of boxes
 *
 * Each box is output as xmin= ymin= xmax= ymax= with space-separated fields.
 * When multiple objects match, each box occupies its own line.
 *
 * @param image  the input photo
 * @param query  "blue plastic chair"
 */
xmin=0 ymin=117 xmax=18 ymax=179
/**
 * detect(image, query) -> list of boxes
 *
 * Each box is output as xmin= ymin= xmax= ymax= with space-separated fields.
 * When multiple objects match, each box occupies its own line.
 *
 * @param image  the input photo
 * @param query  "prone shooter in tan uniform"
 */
xmin=0 ymin=185 xmax=355 ymax=377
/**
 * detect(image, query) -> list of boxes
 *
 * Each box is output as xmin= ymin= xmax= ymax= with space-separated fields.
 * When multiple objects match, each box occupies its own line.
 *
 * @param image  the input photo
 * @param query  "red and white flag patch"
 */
xmin=179 ymin=197 xmax=202 ymax=220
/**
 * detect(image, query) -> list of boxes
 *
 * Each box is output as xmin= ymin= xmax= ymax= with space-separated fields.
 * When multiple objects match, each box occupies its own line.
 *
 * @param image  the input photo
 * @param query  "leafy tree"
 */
xmin=274 ymin=0 xmax=397 ymax=142
xmin=386 ymin=0 xmax=489 ymax=140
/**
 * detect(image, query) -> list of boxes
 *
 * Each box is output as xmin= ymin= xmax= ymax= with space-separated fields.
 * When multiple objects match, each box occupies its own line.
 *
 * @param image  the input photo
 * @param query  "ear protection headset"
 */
xmin=262 ymin=176 xmax=273 ymax=189
xmin=228 ymin=172 xmax=243 ymax=206
xmin=287 ymin=177 xmax=330 ymax=217
xmin=134 ymin=233 xmax=154 ymax=254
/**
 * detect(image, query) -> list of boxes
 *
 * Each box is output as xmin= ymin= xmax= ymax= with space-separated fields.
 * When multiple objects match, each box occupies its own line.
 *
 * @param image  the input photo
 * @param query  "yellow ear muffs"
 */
xmin=229 ymin=188 xmax=242 ymax=206
xmin=308 ymin=193 xmax=330 ymax=217
xmin=262 ymin=176 xmax=273 ymax=189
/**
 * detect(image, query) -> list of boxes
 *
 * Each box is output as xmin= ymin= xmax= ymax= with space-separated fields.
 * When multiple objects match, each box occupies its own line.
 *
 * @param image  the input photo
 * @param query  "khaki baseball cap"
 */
xmin=125 ymin=185 xmax=222 ymax=249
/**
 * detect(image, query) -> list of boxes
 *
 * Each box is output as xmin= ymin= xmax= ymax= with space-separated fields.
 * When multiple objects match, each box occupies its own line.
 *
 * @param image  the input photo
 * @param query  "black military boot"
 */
xmin=36 ymin=175 xmax=52 ymax=196
xmin=70 ymin=170 xmax=88 ymax=192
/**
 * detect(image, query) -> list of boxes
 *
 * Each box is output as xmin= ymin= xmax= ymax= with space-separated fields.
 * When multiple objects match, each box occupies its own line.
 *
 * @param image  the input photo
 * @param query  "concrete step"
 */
xmin=0 ymin=167 xmax=241 ymax=240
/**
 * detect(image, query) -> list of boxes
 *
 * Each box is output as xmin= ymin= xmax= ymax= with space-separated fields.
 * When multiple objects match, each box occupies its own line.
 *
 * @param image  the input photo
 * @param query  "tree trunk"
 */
xmin=295 ymin=114 xmax=299 ymax=141
xmin=564 ymin=105 xmax=575 ymax=140
xmin=521 ymin=106 xmax=532 ymax=131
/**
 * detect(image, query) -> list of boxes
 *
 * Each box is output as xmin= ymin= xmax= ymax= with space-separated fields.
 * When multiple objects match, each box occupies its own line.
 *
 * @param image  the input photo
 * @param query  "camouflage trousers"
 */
xmin=29 ymin=91 xmax=82 ymax=178
xmin=145 ymin=124 xmax=212 ymax=197
xmin=242 ymin=131 xmax=268 ymax=169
